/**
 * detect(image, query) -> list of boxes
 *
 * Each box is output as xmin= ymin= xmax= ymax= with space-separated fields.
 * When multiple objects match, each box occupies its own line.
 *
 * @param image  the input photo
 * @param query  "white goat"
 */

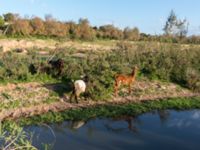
xmin=70 ymin=80 xmax=86 ymax=103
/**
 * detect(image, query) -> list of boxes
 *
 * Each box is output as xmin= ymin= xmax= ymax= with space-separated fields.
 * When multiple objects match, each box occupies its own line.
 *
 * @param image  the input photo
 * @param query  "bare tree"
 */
xmin=163 ymin=10 xmax=189 ymax=38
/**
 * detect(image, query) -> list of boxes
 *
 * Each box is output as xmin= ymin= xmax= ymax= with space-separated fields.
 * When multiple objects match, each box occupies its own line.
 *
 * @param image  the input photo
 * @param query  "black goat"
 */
xmin=48 ymin=58 xmax=64 ymax=76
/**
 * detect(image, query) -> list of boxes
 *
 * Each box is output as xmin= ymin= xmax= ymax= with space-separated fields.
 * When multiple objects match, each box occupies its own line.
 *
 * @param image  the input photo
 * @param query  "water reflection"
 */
xmin=158 ymin=110 xmax=170 ymax=124
xmin=70 ymin=120 xmax=86 ymax=129
xmin=191 ymin=111 xmax=200 ymax=119
xmin=104 ymin=116 xmax=139 ymax=133
xmin=25 ymin=109 xmax=200 ymax=150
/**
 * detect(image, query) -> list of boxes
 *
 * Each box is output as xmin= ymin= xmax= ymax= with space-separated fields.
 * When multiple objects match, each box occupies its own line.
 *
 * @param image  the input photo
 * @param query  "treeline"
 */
xmin=0 ymin=12 xmax=200 ymax=44
xmin=139 ymin=34 xmax=200 ymax=44
xmin=0 ymin=13 xmax=139 ymax=41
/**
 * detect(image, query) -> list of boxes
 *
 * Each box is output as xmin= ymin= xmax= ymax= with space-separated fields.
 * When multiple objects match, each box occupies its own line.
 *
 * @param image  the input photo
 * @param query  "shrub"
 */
xmin=185 ymin=68 xmax=200 ymax=92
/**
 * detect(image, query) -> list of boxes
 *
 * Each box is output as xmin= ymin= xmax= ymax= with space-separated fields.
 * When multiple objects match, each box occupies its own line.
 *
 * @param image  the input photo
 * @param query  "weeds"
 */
xmin=0 ymin=122 xmax=37 ymax=150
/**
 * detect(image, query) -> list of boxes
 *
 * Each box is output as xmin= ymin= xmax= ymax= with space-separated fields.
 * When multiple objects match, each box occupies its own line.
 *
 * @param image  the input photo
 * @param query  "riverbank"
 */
xmin=16 ymin=96 xmax=200 ymax=126
xmin=0 ymin=79 xmax=199 ymax=123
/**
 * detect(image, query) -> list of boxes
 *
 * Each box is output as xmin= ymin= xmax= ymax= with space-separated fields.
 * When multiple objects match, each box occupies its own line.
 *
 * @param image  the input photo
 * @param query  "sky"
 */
xmin=0 ymin=0 xmax=200 ymax=35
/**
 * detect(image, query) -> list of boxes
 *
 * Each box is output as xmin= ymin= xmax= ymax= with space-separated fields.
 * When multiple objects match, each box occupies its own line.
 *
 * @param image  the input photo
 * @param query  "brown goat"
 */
xmin=114 ymin=66 xmax=138 ymax=96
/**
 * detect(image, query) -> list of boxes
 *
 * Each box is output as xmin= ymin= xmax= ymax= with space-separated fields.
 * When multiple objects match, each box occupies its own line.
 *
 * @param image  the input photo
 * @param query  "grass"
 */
xmin=14 ymin=97 xmax=200 ymax=126
xmin=0 ymin=122 xmax=37 ymax=150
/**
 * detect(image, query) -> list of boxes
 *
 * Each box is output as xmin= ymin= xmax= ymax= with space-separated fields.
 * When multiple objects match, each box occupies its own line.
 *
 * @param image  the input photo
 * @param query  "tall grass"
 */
xmin=0 ymin=122 xmax=37 ymax=150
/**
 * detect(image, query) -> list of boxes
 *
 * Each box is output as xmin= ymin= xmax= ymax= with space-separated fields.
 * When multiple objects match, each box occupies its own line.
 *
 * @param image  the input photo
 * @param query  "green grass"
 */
xmin=0 ymin=74 xmax=60 ymax=86
xmin=0 ymin=122 xmax=37 ymax=150
xmin=13 ymin=97 xmax=200 ymax=126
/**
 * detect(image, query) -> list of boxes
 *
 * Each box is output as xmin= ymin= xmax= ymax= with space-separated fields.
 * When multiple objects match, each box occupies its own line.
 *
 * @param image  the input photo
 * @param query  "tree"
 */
xmin=56 ymin=21 xmax=69 ymax=37
xmin=43 ymin=14 xmax=68 ymax=37
xmin=30 ymin=17 xmax=45 ymax=35
xmin=123 ymin=27 xmax=140 ymax=41
xmin=99 ymin=25 xmax=123 ymax=40
xmin=178 ymin=19 xmax=189 ymax=38
xmin=76 ymin=18 xmax=95 ymax=40
xmin=66 ymin=21 xmax=78 ymax=39
xmin=3 ymin=13 xmax=17 ymax=22
xmin=0 ymin=15 xmax=4 ymax=27
xmin=9 ymin=19 xmax=33 ymax=35
xmin=44 ymin=15 xmax=58 ymax=37
xmin=163 ymin=10 xmax=189 ymax=37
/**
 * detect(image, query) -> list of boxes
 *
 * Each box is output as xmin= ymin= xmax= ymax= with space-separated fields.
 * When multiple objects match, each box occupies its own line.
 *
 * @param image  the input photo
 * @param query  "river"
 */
xmin=25 ymin=109 xmax=200 ymax=150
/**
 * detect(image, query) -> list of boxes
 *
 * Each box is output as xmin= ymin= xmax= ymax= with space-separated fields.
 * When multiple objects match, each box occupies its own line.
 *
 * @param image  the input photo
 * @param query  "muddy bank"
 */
xmin=0 ymin=92 xmax=199 ymax=121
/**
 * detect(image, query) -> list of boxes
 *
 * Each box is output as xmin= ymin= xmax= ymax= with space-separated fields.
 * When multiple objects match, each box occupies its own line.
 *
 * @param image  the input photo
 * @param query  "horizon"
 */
xmin=0 ymin=0 xmax=200 ymax=35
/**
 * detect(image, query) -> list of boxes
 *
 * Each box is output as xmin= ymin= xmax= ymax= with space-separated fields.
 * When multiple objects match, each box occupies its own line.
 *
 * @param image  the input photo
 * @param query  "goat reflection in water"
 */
xmin=104 ymin=116 xmax=140 ymax=133
xmin=70 ymin=120 xmax=86 ymax=129
xmin=104 ymin=111 xmax=171 ymax=133
xmin=66 ymin=117 xmax=139 ymax=134
xmin=157 ymin=110 xmax=170 ymax=124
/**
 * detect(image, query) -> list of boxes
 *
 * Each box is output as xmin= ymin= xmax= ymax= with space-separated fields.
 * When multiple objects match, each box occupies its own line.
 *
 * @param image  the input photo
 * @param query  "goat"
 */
xmin=48 ymin=58 xmax=64 ymax=76
xmin=29 ymin=58 xmax=64 ymax=76
xmin=70 ymin=76 xmax=88 ymax=103
xmin=114 ymin=66 xmax=138 ymax=96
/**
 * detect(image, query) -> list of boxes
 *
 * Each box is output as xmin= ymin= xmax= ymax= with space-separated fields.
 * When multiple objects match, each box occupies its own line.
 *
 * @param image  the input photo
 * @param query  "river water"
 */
xmin=25 ymin=110 xmax=200 ymax=150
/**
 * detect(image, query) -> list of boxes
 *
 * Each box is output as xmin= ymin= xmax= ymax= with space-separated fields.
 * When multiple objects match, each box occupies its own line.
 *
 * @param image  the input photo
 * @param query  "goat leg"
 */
xmin=69 ymin=89 xmax=76 ymax=103
xmin=129 ymin=84 xmax=132 ymax=94
xmin=114 ymin=84 xmax=118 ymax=97
xmin=75 ymin=94 xmax=79 ymax=103
xmin=69 ymin=93 xmax=73 ymax=103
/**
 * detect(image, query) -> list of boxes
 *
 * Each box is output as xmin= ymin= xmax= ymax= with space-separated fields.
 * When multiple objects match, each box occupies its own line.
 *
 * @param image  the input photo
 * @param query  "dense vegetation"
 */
xmin=0 ymin=42 xmax=199 ymax=100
